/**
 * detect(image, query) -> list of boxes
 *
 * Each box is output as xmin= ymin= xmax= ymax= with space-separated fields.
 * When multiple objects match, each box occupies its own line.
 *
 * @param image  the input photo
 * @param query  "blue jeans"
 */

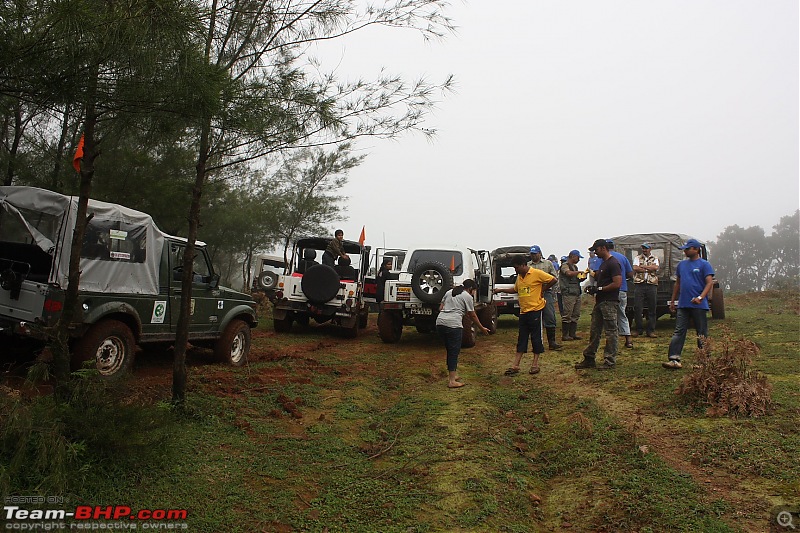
xmin=516 ymin=309 xmax=545 ymax=355
xmin=542 ymin=291 xmax=557 ymax=328
xmin=437 ymin=325 xmax=463 ymax=371
xmin=617 ymin=291 xmax=630 ymax=336
xmin=668 ymin=308 xmax=708 ymax=362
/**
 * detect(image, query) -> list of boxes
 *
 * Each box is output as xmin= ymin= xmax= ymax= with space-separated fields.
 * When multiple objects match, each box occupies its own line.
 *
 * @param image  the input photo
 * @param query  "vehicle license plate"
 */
xmin=410 ymin=308 xmax=432 ymax=315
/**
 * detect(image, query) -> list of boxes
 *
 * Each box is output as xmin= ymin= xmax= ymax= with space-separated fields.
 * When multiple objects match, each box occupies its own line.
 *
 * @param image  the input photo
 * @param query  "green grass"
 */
xmin=1 ymin=291 xmax=797 ymax=531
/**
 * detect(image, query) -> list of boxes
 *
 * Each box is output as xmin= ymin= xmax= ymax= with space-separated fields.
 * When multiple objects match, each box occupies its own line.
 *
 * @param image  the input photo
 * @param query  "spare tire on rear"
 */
xmin=301 ymin=264 xmax=341 ymax=304
xmin=258 ymin=271 xmax=278 ymax=290
xmin=411 ymin=261 xmax=454 ymax=304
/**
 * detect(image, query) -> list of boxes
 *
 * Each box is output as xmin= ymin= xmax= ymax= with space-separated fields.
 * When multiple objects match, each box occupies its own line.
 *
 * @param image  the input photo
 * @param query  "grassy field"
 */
xmin=1 ymin=291 xmax=798 ymax=532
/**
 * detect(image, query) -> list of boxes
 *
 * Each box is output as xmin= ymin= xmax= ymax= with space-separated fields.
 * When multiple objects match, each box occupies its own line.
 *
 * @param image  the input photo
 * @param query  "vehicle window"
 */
xmin=495 ymin=265 xmax=517 ymax=284
xmin=407 ymin=250 xmax=463 ymax=276
xmin=81 ymin=218 xmax=147 ymax=263
xmin=170 ymin=243 xmax=211 ymax=282
xmin=0 ymin=207 xmax=60 ymax=244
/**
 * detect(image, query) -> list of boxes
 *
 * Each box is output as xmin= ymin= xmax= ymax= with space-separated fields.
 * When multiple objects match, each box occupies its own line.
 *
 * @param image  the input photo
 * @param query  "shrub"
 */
xmin=677 ymin=329 xmax=773 ymax=417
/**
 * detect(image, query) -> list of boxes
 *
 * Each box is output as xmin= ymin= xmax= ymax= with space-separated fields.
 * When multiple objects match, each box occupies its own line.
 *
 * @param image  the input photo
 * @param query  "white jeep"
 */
xmin=490 ymin=246 xmax=531 ymax=316
xmin=270 ymin=237 xmax=370 ymax=337
xmin=377 ymin=245 xmax=497 ymax=347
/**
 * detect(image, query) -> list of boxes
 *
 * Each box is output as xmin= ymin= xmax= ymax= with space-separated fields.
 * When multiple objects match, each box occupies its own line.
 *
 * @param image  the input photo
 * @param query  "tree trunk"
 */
xmin=52 ymin=89 xmax=99 ymax=390
xmin=172 ymin=121 xmax=211 ymax=404
xmin=4 ymin=104 xmax=23 ymax=186
xmin=51 ymin=106 xmax=72 ymax=191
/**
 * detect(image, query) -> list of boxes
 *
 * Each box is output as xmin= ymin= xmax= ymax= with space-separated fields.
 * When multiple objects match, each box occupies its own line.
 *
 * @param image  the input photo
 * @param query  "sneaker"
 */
xmin=662 ymin=360 xmax=682 ymax=369
xmin=625 ymin=340 xmax=634 ymax=349
xmin=574 ymin=358 xmax=596 ymax=369
xmin=647 ymin=332 xmax=657 ymax=338
xmin=596 ymin=362 xmax=615 ymax=371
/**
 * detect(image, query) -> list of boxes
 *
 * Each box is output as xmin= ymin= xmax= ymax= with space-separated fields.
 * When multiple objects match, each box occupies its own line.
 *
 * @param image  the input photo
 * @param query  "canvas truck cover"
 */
xmin=0 ymin=186 xmax=165 ymax=295
xmin=608 ymin=233 xmax=697 ymax=277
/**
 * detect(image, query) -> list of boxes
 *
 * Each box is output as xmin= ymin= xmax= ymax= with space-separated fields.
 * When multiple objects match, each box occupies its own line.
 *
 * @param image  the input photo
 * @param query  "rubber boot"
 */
xmin=546 ymin=327 xmax=562 ymax=350
xmin=570 ymin=322 xmax=582 ymax=341
xmin=561 ymin=323 xmax=573 ymax=342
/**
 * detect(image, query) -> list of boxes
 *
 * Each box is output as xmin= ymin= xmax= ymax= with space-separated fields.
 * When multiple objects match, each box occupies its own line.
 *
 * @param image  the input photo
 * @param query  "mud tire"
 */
xmin=411 ymin=261 xmax=454 ymax=304
xmin=214 ymin=319 xmax=250 ymax=366
xmin=710 ymin=286 xmax=726 ymax=319
xmin=378 ymin=310 xmax=403 ymax=343
xmin=72 ymin=320 xmax=135 ymax=379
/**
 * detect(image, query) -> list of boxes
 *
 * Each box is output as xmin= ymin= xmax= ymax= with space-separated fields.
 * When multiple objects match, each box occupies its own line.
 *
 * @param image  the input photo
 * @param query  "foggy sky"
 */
xmin=316 ymin=0 xmax=798 ymax=261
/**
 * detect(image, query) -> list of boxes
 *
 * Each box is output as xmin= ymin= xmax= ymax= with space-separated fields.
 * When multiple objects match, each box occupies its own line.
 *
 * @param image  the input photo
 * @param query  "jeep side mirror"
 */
xmin=210 ymin=274 xmax=220 ymax=289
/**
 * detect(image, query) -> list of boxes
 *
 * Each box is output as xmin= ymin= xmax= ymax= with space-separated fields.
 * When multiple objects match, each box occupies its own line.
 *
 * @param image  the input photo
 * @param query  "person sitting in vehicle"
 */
xmin=322 ymin=229 xmax=349 ymax=267
xmin=376 ymin=257 xmax=393 ymax=303
xmin=335 ymin=255 xmax=357 ymax=281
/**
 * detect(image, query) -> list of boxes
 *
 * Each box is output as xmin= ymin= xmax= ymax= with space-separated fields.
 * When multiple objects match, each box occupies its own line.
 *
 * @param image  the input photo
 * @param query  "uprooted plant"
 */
xmin=677 ymin=328 xmax=773 ymax=417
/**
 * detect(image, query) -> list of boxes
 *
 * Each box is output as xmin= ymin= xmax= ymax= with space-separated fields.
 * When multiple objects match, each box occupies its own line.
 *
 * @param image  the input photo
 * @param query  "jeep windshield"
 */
xmin=407 ymin=250 xmax=463 ymax=276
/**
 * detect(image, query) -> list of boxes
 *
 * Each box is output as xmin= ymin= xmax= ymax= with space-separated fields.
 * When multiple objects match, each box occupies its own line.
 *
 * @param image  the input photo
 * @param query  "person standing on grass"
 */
xmin=663 ymin=239 xmax=715 ymax=370
xmin=559 ymin=250 xmax=584 ymax=342
xmin=575 ymin=239 xmax=622 ymax=371
xmin=632 ymin=243 xmax=660 ymax=338
xmin=493 ymin=254 xmax=557 ymax=376
xmin=529 ymin=245 xmax=562 ymax=351
xmin=606 ymin=239 xmax=635 ymax=349
xmin=435 ymin=279 xmax=490 ymax=388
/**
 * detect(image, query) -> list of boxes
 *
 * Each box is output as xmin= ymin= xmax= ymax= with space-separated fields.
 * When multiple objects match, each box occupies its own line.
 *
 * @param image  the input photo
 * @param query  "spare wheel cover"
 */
xmin=301 ymin=264 xmax=341 ymax=303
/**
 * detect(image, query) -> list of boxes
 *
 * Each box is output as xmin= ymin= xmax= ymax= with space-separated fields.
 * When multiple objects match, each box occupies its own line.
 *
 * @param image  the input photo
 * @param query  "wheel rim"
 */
xmin=229 ymin=331 xmax=246 ymax=364
xmin=95 ymin=336 xmax=126 ymax=376
xmin=419 ymin=269 xmax=444 ymax=296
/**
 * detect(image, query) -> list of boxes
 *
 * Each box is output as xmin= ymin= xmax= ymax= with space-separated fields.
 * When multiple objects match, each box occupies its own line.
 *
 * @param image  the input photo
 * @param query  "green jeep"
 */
xmin=0 ymin=186 xmax=257 ymax=378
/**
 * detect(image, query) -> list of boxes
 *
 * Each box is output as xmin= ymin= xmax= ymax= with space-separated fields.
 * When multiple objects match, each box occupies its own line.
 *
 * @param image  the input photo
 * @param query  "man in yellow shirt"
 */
xmin=493 ymin=254 xmax=557 ymax=375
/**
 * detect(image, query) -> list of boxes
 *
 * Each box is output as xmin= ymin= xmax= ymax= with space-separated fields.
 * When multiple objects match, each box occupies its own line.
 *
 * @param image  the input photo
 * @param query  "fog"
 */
xmin=313 ymin=0 xmax=798 ymax=261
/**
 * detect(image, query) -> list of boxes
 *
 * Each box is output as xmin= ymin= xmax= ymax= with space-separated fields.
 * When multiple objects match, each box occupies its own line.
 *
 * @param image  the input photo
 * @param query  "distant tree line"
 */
xmin=709 ymin=210 xmax=799 ymax=293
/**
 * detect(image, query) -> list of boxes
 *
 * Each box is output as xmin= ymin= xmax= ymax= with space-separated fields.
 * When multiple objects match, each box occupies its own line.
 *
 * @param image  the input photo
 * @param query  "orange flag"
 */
xmin=450 ymin=255 xmax=455 ymax=271
xmin=72 ymin=134 xmax=84 ymax=173
xmin=358 ymin=226 xmax=366 ymax=246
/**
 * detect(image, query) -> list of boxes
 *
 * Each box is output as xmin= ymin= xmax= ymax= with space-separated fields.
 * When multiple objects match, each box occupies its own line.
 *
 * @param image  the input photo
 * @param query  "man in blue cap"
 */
xmin=663 ymin=238 xmax=715 ymax=369
xmin=559 ymin=249 xmax=584 ymax=341
xmin=529 ymin=245 xmax=561 ymax=350
xmin=632 ymin=243 xmax=660 ymax=337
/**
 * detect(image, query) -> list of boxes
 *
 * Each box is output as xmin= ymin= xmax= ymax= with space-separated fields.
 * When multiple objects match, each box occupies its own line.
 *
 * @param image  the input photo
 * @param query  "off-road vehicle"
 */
xmin=490 ymin=246 xmax=531 ymax=316
xmin=377 ymin=245 xmax=497 ymax=347
xmin=251 ymin=253 xmax=286 ymax=298
xmin=362 ymin=248 xmax=406 ymax=311
xmin=269 ymin=237 xmax=370 ymax=337
xmin=0 ymin=186 xmax=258 ymax=378
xmin=609 ymin=233 xmax=725 ymax=320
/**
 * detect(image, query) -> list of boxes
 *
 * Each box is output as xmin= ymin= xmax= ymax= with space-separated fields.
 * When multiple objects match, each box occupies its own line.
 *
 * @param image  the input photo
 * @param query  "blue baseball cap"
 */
xmin=569 ymin=249 xmax=583 ymax=258
xmin=641 ymin=243 xmax=652 ymax=249
xmin=560 ymin=256 xmax=568 ymax=262
xmin=605 ymin=238 xmax=615 ymax=249
xmin=679 ymin=238 xmax=703 ymax=250
xmin=530 ymin=245 xmax=542 ymax=254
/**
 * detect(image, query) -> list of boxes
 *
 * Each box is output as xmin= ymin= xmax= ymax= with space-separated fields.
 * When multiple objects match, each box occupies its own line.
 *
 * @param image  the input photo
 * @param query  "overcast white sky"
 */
xmin=316 ymin=0 xmax=798 ymax=259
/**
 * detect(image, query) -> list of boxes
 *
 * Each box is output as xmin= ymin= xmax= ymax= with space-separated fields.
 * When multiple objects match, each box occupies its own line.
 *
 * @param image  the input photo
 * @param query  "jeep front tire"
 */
xmin=215 ymin=319 xmax=251 ymax=366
